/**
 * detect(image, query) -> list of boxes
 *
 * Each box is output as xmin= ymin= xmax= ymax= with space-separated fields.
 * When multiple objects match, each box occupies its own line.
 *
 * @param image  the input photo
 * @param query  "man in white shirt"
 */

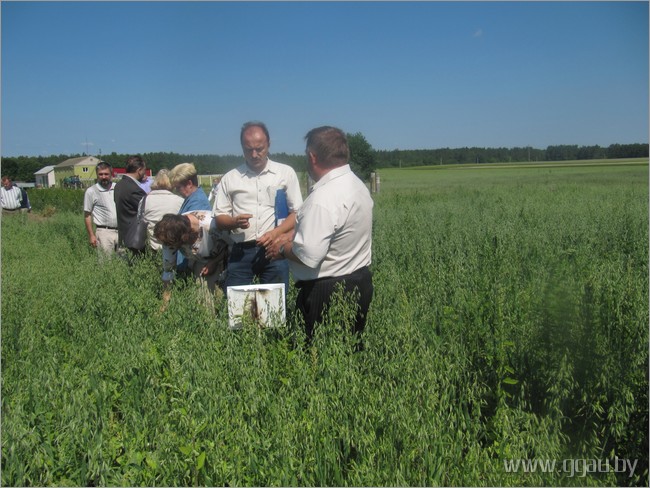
xmin=83 ymin=162 xmax=119 ymax=256
xmin=267 ymin=126 xmax=374 ymax=345
xmin=214 ymin=121 xmax=303 ymax=293
xmin=1 ymin=176 xmax=24 ymax=215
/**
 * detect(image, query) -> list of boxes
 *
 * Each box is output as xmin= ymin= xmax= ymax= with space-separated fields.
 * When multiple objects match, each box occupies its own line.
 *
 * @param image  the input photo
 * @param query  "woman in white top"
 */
xmin=140 ymin=169 xmax=184 ymax=250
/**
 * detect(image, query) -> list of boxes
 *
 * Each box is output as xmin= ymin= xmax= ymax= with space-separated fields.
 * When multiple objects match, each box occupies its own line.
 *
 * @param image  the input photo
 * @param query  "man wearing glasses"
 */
xmin=214 ymin=121 xmax=303 ymax=294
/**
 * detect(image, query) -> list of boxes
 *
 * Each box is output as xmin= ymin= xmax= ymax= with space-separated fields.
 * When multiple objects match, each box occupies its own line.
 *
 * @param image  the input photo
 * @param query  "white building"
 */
xmin=34 ymin=165 xmax=56 ymax=188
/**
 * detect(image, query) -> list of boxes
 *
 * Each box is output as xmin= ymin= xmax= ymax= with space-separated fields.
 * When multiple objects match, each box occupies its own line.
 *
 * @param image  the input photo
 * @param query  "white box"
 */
xmin=227 ymin=284 xmax=286 ymax=329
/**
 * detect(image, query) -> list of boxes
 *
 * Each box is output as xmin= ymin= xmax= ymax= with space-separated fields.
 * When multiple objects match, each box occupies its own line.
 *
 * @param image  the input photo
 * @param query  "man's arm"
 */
xmin=20 ymin=188 xmax=31 ymax=212
xmin=267 ymin=202 xmax=334 ymax=267
xmin=256 ymin=212 xmax=296 ymax=248
xmin=216 ymin=213 xmax=253 ymax=231
xmin=264 ymin=228 xmax=292 ymax=260
xmin=84 ymin=211 xmax=97 ymax=248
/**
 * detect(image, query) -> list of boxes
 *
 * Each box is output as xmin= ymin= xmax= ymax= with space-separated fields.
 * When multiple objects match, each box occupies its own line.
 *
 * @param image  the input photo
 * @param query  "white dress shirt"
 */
xmin=214 ymin=159 xmax=303 ymax=243
xmin=291 ymin=164 xmax=373 ymax=282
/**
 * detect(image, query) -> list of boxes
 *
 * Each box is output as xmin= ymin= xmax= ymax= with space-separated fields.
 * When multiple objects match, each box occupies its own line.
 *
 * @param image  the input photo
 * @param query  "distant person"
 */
xmin=1 ymin=176 xmax=25 ymax=215
xmin=138 ymin=174 xmax=153 ymax=194
xmin=170 ymin=163 xmax=211 ymax=213
xmin=141 ymin=169 xmax=184 ymax=251
xmin=214 ymin=121 xmax=303 ymax=294
xmin=113 ymin=155 xmax=147 ymax=254
xmin=208 ymin=176 xmax=222 ymax=207
xmin=154 ymin=211 xmax=229 ymax=309
xmin=19 ymin=187 xmax=31 ymax=213
xmin=267 ymin=126 xmax=373 ymax=346
xmin=83 ymin=161 xmax=118 ymax=256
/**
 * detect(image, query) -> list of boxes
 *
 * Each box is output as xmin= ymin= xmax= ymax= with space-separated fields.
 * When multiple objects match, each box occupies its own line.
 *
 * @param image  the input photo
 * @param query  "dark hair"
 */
xmin=125 ymin=155 xmax=146 ymax=173
xmin=240 ymin=121 xmax=270 ymax=145
xmin=96 ymin=161 xmax=112 ymax=172
xmin=153 ymin=214 xmax=197 ymax=249
xmin=304 ymin=126 xmax=349 ymax=168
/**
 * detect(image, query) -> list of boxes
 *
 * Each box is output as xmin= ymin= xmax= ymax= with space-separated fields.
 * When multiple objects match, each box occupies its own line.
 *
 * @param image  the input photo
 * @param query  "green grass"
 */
xmin=2 ymin=161 xmax=648 ymax=486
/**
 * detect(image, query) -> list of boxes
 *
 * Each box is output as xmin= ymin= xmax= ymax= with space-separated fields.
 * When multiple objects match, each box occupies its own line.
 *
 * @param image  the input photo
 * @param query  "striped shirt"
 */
xmin=84 ymin=182 xmax=118 ymax=228
xmin=1 ymin=185 xmax=23 ymax=210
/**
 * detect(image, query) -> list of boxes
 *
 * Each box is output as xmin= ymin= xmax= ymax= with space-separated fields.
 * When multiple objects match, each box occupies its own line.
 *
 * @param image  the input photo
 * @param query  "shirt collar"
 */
xmin=124 ymin=174 xmax=141 ymax=184
xmin=241 ymin=158 xmax=278 ymax=177
xmin=312 ymin=164 xmax=352 ymax=191
xmin=95 ymin=182 xmax=114 ymax=191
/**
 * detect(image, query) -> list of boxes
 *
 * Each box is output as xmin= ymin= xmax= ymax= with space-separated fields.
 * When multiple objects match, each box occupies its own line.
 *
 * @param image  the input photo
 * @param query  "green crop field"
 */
xmin=2 ymin=160 xmax=648 ymax=486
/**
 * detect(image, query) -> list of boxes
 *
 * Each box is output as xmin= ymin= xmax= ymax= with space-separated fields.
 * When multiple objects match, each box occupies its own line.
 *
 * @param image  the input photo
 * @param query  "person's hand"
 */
xmin=89 ymin=235 xmax=97 ymax=248
xmin=265 ymin=233 xmax=291 ymax=261
xmin=256 ymin=228 xmax=279 ymax=249
xmin=200 ymin=257 xmax=222 ymax=277
xmin=235 ymin=214 xmax=252 ymax=229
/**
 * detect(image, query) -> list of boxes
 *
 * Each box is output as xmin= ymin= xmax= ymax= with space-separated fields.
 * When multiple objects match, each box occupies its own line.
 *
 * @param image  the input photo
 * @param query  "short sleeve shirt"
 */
xmin=84 ymin=183 xmax=118 ymax=228
xmin=214 ymin=159 xmax=303 ymax=243
xmin=290 ymin=165 xmax=373 ymax=282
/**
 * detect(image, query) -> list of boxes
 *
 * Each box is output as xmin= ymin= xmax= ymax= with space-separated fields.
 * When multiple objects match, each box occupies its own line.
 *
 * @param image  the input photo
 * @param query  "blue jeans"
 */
xmin=224 ymin=244 xmax=289 ymax=295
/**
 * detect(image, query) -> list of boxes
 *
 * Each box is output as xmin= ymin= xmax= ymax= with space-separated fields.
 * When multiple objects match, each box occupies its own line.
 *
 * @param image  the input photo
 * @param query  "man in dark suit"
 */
xmin=113 ymin=155 xmax=147 ymax=255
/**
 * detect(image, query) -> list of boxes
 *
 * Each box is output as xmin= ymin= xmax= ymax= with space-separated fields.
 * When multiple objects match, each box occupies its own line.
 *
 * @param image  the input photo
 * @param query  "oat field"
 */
xmin=2 ymin=160 xmax=648 ymax=486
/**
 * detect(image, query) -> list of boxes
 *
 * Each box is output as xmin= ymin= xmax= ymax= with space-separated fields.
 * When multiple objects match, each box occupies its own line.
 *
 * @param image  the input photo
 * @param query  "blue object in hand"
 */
xmin=275 ymin=188 xmax=288 ymax=227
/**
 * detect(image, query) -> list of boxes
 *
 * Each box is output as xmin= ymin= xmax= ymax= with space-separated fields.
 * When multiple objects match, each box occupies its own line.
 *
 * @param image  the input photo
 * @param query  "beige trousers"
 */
xmin=95 ymin=228 xmax=119 ymax=255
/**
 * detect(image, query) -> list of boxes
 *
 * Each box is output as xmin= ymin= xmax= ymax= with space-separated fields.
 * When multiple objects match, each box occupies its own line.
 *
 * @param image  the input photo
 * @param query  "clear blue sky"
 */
xmin=2 ymin=1 xmax=648 ymax=157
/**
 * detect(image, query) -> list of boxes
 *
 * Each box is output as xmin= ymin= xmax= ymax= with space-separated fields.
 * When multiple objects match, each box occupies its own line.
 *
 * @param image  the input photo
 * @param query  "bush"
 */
xmin=26 ymin=188 xmax=84 ymax=213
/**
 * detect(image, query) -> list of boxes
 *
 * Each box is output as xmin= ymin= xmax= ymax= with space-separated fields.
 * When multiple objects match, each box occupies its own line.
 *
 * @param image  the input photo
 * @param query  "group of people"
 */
xmin=83 ymin=121 xmax=374 ymax=342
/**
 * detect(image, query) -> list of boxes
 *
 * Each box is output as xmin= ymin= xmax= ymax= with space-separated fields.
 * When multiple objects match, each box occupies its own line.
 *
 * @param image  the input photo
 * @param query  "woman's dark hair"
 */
xmin=153 ymin=214 xmax=197 ymax=249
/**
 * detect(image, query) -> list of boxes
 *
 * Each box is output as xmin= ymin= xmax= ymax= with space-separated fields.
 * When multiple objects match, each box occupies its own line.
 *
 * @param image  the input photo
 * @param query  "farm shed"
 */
xmin=34 ymin=165 xmax=56 ymax=188
xmin=54 ymin=156 xmax=102 ymax=188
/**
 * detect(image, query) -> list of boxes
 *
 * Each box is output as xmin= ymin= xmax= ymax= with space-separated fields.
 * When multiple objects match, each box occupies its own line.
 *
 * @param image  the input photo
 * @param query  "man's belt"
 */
xmin=96 ymin=225 xmax=118 ymax=230
xmin=296 ymin=266 xmax=371 ymax=287
xmin=234 ymin=240 xmax=258 ymax=249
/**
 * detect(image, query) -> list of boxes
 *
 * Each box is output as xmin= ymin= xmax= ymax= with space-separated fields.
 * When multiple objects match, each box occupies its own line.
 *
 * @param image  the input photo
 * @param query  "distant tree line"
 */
xmin=98 ymin=151 xmax=310 ymax=177
xmin=374 ymin=143 xmax=648 ymax=168
xmin=1 ymin=142 xmax=646 ymax=182
xmin=0 ymin=151 xmax=306 ymax=183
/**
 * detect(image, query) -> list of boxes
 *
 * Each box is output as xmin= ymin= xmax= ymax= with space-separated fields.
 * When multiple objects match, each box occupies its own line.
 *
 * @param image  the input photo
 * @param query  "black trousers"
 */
xmin=295 ymin=266 xmax=373 ymax=340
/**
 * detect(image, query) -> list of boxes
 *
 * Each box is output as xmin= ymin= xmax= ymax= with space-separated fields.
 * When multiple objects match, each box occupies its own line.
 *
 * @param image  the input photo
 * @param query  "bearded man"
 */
xmin=83 ymin=161 xmax=119 ymax=256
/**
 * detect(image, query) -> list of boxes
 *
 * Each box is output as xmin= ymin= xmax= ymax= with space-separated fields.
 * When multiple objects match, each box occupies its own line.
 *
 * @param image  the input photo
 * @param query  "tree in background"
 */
xmin=346 ymin=132 xmax=376 ymax=181
xmin=2 ymin=142 xmax=647 ymax=182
